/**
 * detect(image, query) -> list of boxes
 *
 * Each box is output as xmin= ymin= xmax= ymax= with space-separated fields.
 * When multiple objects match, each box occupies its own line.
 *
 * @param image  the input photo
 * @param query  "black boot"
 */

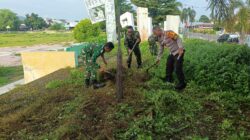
xmin=175 ymin=82 xmax=187 ymax=90
xmin=85 ymin=79 xmax=90 ymax=88
xmin=128 ymin=64 xmax=131 ymax=69
xmin=137 ymin=65 xmax=142 ymax=69
xmin=92 ymin=80 xmax=106 ymax=89
xmin=165 ymin=76 xmax=173 ymax=83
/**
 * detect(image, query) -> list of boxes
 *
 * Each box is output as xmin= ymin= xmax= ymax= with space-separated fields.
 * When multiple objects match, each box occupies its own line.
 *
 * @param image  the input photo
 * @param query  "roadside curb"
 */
xmin=0 ymin=79 xmax=24 ymax=95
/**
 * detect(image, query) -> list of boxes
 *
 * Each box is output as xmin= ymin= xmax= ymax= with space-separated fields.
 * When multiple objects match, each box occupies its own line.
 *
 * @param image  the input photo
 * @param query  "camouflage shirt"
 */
xmin=124 ymin=31 xmax=141 ymax=49
xmin=81 ymin=43 xmax=104 ymax=67
xmin=148 ymin=34 xmax=158 ymax=56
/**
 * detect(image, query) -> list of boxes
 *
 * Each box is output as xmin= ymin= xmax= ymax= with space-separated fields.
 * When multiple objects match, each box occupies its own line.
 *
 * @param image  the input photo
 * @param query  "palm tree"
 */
xmin=206 ymin=0 xmax=231 ymax=23
xmin=181 ymin=8 xmax=189 ymax=26
xmin=180 ymin=7 xmax=196 ymax=26
xmin=236 ymin=6 xmax=250 ymax=43
xmin=207 ymin=0 xmax=250 ymax=40
xmin=223 ymin=0 xmax=243 ymax=32
xmin=188 ymin=7 xmax=196 ymax=24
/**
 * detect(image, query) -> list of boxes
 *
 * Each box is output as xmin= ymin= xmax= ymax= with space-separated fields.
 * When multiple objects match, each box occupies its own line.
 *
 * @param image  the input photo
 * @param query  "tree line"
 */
xmin=0 ymin=9 xmax=65 ymax=31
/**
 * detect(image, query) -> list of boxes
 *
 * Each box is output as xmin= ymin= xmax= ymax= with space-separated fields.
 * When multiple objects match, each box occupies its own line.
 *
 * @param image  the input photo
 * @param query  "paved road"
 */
xmin=0 ymin=44 xmax=69 ymax=66
xmin=0 ymin=79 xmax=24 ymax=95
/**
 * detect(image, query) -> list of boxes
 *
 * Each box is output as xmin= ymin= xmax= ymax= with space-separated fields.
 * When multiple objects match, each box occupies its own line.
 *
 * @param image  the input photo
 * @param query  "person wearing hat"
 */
xmin=148 ymin=34 xmax=158 ymax=56
xmin=80 ymin=42 xmax=115 ymax=89
xmin=153 ymin=26 xmax=186 ymax=90
xmin=124 ymin=26 xmax=142 ymax=69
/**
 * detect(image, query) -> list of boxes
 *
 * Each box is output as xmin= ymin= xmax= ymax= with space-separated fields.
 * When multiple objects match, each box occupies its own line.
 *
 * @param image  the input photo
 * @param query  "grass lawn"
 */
xmin=0 ymin=66 xmax=24 ymax=87
xmin=0 ymin=39 xmax=249 ymax=139
xmin=0 ymin=32 xmax=75 ymax=47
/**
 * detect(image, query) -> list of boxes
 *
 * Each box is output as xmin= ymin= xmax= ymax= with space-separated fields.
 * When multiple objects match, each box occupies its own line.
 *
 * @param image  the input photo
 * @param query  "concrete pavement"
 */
xmin=0 ymin=44 xmax=69 ymax=66
xmin=0 ymin=79 xmax=24 ymax=95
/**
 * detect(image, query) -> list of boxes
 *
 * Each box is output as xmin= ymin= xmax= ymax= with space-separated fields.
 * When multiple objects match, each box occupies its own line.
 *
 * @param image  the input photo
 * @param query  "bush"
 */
xmin=184 ymin=39 xmax=250 ymax=95
xmin=49 ymin=23 xmax=65 ymax=31
xmin=73 ymin=19 xmax=101 ymax=42
xmin=191 ymin=28 xmax=216 ymax=34
xmin=45 ymin=80 xmax=65 ymax=89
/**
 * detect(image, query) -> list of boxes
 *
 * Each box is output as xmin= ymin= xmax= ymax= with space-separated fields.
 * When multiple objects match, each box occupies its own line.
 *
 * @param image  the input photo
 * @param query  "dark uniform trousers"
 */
xmin=166 ymin=52 xmax=185 ymax=84
xmin=127 ymin=45 xmax=142 ymax=67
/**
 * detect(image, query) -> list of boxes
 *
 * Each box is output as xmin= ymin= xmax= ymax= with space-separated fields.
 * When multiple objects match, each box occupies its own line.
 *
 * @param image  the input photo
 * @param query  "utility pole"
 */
xmin=115 ymin=0 xmax=123 ymax=101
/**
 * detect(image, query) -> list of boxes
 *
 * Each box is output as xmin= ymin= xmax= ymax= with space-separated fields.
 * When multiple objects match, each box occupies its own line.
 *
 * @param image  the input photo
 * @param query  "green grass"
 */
xmin=0 ymin=39 xmax=249 ymax=139
xmin=0 ymin=66 xmax=24 ymax=87
xmin=0 ymin=31 xmax=75 ymax=47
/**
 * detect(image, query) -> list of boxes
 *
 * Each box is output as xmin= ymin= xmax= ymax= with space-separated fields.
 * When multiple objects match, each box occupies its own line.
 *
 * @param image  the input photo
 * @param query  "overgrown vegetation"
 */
xmin=73 ymin=19 xmax=103 ymax=42
xmin=0 ymin=32 xmax=74 ymax=47
xmin=0 ymin=39 xmax=249 ymax=139
xmin=0 ymin=66 xmax=23 ymax=87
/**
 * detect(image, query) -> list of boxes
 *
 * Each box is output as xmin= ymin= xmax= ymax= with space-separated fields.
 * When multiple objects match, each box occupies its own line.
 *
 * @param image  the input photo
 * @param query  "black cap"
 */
xmin=127 ymin=26 xmax=134 ymax=30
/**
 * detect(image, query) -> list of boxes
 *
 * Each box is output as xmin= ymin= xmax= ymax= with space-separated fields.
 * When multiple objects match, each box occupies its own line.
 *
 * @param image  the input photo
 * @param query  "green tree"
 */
xmin=0 ymin=9 xmax=20 ymax=31
xmin=235 ymin=6 xmax=250 ymax=42
xmin=199 ymin=15 xmax=210 ymax=23
xmin=121 ymin=0 xmax=135 ymax=14
xmin=73 ymin=19 xmax=101 ymax=42
xmin=181 ymin=7 xmax=196 ymax=25
xmin=188 ymin=7 xmax=196 ymax=24
xmin=207 ymin=0 xmax=250 ymax=43
xmin=131 ymin=0 xmax=182 ymax=25
xmin=181 ymin=8 xmax=189 ymax=25
xmin=24 ymin=13 xmax=47 ymax=30
xmin=49 ymin=23 xmax=65 ymax=31
xmin=206 ymin=0 xmax=231 ymax=23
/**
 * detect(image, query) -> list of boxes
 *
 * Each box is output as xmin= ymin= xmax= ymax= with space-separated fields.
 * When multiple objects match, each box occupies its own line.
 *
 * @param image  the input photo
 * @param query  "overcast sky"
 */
xmin=0 ymin=0 xmax=210 ymax=21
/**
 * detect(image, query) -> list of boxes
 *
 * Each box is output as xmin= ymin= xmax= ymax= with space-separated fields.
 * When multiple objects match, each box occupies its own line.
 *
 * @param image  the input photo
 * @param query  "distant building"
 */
xmin=44 ymin=18 xmax=78 ymax=30
xmin=187 ymin=22 xmax=214 ymax=29
xmin=19 ymin=24 xmax=28 ymax=31
xmin=65 ymin=21 xmax=78 ymax=30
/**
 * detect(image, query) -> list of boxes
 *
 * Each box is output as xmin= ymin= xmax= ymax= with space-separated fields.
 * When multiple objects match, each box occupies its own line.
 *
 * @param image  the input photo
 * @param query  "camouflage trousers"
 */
xmin=149 ymin=44 xmax=158 ymax=56
xmin=82 ymin=52 xmax=99 ymax=81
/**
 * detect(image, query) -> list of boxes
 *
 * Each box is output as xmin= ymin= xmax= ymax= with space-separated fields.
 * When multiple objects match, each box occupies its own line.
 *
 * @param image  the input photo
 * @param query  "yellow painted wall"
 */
xmin=21 ymin=52 xmax=76 ymax=84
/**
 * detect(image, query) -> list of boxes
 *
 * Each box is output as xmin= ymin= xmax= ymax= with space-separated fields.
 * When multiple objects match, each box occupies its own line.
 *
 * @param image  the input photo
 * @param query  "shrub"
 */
xmin=73 ymin=19 xmax=101 ymax=42
xmin=45 ymin=80 xmax=65 ymax=89
xmin=49 ymin=23 xmax=65 ymax=31
xmin=184 ymin=39 xmax=250 ymax=95
xmin=191 ymin=28 xmax=216 ymax=34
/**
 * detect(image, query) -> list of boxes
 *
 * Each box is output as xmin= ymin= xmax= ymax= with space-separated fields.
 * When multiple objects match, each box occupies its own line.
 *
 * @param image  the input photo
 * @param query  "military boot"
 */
xmin=85 ymin=79 xmax=90 ymax=88
xmin=92 ymin=80 xmax=106 ymax=89
xmin=128 ymin=64 xmax=131 ymax=69
xmin=165 ymin=76 xmax=173 ymax=83
xmin=137 ymin=65 xmax=142 ymax=69
xmin=175 ymin=82 xmax=187 ymax=90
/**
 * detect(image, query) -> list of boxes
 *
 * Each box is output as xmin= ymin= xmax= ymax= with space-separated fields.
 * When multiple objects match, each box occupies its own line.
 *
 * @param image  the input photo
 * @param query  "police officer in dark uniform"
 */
xmin=124 ymin=26 xmax=142 ymax=69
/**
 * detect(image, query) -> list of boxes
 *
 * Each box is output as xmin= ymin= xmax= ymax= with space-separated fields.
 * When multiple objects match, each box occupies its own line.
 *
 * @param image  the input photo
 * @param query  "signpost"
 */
xmin=83 ymin=0 xmax=117 ymax=42
xmin=84 ymin=0 xmax=106 ymax=24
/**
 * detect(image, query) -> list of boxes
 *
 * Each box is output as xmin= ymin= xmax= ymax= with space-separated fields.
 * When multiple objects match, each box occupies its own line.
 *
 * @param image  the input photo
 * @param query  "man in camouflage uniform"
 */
xmin=148 ymin=34 xmax=158 ymax=56
xmin=81 ymin=42 xmax=114 ymax=89
xmin=124 ymin=26 xmax=142 ymax=69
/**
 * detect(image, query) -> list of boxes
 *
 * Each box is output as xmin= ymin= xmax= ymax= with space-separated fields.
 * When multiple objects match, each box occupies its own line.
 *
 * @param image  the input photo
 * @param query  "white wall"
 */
xmin=164 ymin=15 xmax=181 ymax=34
